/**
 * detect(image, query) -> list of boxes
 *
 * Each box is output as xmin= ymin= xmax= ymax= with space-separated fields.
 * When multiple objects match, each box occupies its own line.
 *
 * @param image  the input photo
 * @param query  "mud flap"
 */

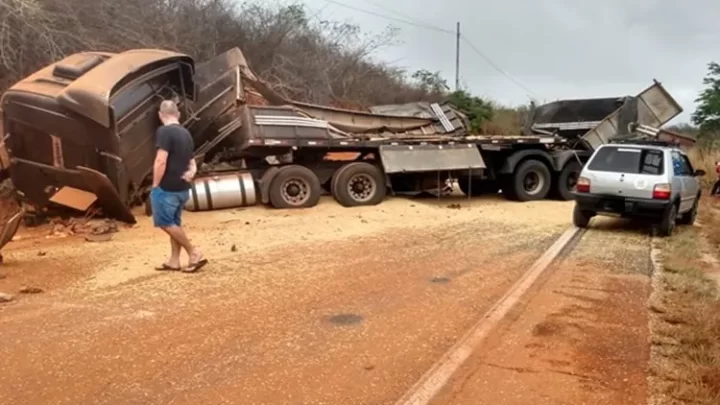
xmin=379 ymin=144 xmax=486 ymax=173
xmin=76 ymin=166 xmax=136 ymax=224
xmin=0 ymin=209 xmax=23 ymax=255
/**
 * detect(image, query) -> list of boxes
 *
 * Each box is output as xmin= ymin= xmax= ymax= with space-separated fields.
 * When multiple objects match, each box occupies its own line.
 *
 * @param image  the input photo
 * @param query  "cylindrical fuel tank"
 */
xmin=185 ymin=171 xmax=257 ymax=211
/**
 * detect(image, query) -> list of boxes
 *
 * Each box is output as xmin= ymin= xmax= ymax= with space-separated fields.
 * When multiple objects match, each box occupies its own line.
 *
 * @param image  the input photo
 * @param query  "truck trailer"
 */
xmin=0 ymin=47 xmax=684 ymax=227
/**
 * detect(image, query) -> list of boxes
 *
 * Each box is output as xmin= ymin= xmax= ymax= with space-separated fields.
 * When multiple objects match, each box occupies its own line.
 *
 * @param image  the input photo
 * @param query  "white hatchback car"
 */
xmin=572 ymin=141 xmax=705 ymax=236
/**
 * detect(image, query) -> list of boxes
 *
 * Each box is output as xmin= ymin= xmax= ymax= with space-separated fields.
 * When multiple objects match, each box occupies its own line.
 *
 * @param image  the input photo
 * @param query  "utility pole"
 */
xmin=455 ymin=21 xmax=460 ymax=92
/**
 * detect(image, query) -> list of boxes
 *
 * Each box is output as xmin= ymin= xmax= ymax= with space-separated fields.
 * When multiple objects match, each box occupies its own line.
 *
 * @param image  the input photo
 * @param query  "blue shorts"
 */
xmin=150 ymin=187 xmax=189 ymax=228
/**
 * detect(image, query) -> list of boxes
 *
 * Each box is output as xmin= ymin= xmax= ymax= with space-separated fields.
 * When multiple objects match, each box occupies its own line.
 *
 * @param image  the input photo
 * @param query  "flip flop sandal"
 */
xmin=154 ymin=263 xmax=181 ymax=271
xmin=183 ymin=259 xmax=208 ymax=273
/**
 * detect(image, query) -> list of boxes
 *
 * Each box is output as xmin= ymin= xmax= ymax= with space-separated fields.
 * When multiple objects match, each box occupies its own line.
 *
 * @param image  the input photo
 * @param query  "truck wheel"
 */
xmin=507 ymin=159 xmax=551 ymax=202
xmin=658 ymin=203 xmax=678 ymax=237
xmin=331 ymin=162 xmax=386 ymax=207
xmin=551 ymin=161 xmax=581 ymax=201
xmin=458 ymin=178 xmax=500 ymax=197
xmin=572 ymin=204 xmax=593 ymax=228
xmin=269 ymin=165 xmax=322 ymax=209
xmin=677 ymin=196 xmax=699 ymax=226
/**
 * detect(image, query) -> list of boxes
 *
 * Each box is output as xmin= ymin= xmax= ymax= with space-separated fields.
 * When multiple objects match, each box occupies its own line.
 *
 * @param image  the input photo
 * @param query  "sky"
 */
xmin=300 ymin=0 xmax=720 ymax=124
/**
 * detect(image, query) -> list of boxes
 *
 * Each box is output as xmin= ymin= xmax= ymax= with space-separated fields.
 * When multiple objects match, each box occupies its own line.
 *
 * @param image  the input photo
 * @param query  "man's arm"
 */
xmin=153 ymin=128 xmax=170 ymax=188
xmin=182 ymin=158 xmax=197 ymax=183
xmin=152 ymin=149 xmax=168 ymax=188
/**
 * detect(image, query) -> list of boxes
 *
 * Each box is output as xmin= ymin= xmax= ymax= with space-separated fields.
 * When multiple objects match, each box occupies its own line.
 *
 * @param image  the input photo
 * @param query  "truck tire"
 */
xmin=506 ymin=159 xmax=551 ymax=202
xmin=572 ymin=204 xmax=593 ymax=228
xmin=268 ymin=165 xmax=322 ymax=209
xmin=658 ymin=203 xmax=678 ymax=237
xmin=331 ymin=162 xmax=386 ymax=207
xmin=458 ymin=178 xmax=500 ymax=197
xmin=551 ymin=161 xmax=581 ymax=201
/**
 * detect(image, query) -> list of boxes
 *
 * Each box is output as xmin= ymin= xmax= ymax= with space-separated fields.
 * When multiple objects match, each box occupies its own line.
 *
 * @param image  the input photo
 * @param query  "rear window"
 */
xmin=587 ymin=146 xmax=664 ymax=175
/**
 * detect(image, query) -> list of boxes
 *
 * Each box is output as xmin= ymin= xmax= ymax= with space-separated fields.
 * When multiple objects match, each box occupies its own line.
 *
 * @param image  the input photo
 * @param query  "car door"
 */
xmin=671 ymin=151 xmax=692 ymax=212
xmin=678 ymin=152 xmax=699 ymax=210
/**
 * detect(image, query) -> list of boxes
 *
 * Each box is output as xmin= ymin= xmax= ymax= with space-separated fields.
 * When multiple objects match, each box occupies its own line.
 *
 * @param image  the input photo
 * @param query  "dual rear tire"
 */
xmin=268 ymin=162 xmax=387 ymax=209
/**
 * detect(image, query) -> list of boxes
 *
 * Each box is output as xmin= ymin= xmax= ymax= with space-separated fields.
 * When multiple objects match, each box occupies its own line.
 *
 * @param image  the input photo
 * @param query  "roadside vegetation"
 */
xmin=648 ymin=61 xmax=720 ymax=405
xmin=651 ymin=219 xmax=720 ymax=405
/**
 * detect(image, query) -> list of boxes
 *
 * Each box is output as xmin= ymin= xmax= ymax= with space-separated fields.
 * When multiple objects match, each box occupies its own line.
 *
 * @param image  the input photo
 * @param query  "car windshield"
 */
xmin=587 ymin=146 xmax=664 ymax=175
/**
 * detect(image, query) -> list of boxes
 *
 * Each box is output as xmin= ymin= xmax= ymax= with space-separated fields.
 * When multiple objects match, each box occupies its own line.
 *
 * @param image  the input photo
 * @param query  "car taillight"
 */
xmin=575 ymin=177 xmax=590 ymax=193
xmin=652 ymin=183 xmax=671 ymax=200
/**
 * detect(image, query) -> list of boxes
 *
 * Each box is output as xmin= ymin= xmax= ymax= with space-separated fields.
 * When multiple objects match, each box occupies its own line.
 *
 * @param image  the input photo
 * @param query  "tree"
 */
xmin=411 ymin=69 xmax=449 ymax=94
xmin=448 ymin=89 xmax=494 ymax=132
xmin=691 ymin=62 xmax=720 ymax=136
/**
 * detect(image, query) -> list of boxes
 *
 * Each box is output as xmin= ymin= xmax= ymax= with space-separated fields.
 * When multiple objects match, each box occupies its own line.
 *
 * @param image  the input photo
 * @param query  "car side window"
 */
xmin=671 ymin=152 xmax=683 ymax=176
xmin=680 ymin=154 xmax=695 ymax=176
xmin=672 ymin=152 xmax=692 ymax=176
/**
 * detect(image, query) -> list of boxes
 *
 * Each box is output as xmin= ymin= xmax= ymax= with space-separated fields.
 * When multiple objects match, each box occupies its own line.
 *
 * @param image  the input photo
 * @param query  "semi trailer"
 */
xmin=0 ymin=47 xmax=684 ymax=228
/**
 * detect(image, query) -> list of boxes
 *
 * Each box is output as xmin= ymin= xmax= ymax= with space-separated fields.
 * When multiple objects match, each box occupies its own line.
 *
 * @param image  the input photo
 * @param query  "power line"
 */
xmin=321 ymin=0 xmax=454 ymax=35
xmin=321 ymin=0 xmax=543 ymax=99
xmin=461 ymin=37 xmax=543 ymax=100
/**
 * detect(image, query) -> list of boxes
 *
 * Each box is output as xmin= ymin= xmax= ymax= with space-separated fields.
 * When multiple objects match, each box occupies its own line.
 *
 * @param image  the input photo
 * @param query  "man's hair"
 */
xmin=159 ymin=100 xmax=180 ymax=117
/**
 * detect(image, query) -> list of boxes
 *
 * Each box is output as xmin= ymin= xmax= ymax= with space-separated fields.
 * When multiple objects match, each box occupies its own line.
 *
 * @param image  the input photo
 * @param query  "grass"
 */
xmin=651 ymin=214 xmax=720 ymax=405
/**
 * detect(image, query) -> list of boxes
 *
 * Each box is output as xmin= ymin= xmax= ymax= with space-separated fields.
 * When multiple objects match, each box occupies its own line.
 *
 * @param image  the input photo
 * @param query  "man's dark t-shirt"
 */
xmin=156 ymin=124 xmax=194 ymax=192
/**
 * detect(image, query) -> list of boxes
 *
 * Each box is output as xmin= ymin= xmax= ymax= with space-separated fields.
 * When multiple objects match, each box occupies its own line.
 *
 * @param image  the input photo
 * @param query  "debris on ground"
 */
xmin=0 ymin=292 xmax=13 ymax=303
xmin=447 ymin=203 xmax=462 ymax=209
xmin=19 ymin=286 xmax=44 ymax=294
xmin=44 ymin=218 xmax=119 ymax=240
xmin=84 ymin=233 xmax=114 ymax=243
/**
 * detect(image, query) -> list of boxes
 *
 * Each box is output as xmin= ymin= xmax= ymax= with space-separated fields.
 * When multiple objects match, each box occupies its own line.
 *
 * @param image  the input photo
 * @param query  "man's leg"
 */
xmin=168 ymin=237 xmax=182 ymax=267
xmin=152 ymin=188 xmax=188 ymax=269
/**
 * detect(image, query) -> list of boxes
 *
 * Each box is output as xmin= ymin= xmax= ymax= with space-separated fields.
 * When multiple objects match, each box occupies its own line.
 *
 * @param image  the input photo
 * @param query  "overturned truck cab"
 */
xmin=1 ymin=49 xmax=197 ymax=223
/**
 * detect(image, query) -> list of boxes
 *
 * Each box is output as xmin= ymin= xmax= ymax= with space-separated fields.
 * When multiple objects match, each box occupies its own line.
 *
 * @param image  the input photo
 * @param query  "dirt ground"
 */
xmin=0 ymin=194 xmax=672 ymax=404
xmin=429 ymin=217 xmax=653 ymax=405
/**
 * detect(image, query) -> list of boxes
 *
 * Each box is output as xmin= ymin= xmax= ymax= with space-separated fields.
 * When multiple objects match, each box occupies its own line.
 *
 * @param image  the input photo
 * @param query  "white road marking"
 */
xmin=394 ymin=226 xmax=582 ymax=405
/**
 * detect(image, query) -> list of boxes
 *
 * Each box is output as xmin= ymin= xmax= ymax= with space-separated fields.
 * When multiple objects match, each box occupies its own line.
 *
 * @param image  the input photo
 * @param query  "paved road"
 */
xmin=0 ymin=200 xmax=568 ymax=405
xmin=427 ymin=217 xmax=653 ymax=405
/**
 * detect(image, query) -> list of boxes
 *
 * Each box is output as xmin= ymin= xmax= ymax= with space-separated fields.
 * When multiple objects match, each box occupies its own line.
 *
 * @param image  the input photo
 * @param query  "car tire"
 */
xmin=331 ymin=162 xmax=386 ymax=207
xmin=551 ymin=161 xmax=582 ymax=201
xmin=507 ymin=159 xmax=552 ymax=202
xmin=678 ymin=196 xmax=699 ymax=226
xmin=572 ymin=204 xmax=593 ymax=228
xmin=658 ymin=203 xmax=678 ymax=237
xmin=269 ymin=165 xmax=322 ymax=209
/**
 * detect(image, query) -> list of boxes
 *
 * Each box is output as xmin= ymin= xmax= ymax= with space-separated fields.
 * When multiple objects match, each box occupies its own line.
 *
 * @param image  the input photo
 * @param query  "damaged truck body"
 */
xmin=0 ymin=47 xmax=686 ymax=233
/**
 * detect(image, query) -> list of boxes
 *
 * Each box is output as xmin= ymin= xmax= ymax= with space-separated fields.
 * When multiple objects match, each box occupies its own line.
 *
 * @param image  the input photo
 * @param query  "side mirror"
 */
xmin=694 ymin=169 xmax=706 ymax=177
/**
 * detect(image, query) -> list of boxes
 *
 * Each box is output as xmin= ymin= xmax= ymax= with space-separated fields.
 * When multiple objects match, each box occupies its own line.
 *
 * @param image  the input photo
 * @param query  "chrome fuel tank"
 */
xmin=185 ymin=172 xmax=257 ymax=211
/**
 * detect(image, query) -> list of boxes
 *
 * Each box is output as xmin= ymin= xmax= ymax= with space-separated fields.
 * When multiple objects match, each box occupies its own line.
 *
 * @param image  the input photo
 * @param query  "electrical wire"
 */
xmin=321 ymin=0 xmax=543 ymax=99
xmin=321 ymin=0 xmax=454 ymax=35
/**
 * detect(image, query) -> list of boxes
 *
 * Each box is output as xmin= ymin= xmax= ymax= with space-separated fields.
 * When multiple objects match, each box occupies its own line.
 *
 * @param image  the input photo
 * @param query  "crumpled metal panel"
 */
xmin=379 ymin=144 xmax=486 ymax=174
xmin=0 ymin=209 xmax=23 ymax=253
xmin=581 ymin=81 xmax=683 ymax=150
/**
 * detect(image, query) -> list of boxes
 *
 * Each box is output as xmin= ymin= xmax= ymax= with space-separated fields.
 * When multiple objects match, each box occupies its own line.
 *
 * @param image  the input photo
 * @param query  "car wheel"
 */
xmin=572 ymin=204 xmax=593 ymax=228
xmin=678 ymin=197 xmax=699 ymax=225
xmin=658 ymin=203 xmax=678 ymax=237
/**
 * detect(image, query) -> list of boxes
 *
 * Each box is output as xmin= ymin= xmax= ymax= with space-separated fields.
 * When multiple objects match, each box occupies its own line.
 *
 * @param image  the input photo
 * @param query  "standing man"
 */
xmin=151 ymin=100 xmax=207 ymax=272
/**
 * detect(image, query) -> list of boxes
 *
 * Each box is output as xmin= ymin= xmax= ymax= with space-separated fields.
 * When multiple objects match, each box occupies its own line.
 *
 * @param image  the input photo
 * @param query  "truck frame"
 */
xmin=0 ymin=47 xmax=684 ymax=227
